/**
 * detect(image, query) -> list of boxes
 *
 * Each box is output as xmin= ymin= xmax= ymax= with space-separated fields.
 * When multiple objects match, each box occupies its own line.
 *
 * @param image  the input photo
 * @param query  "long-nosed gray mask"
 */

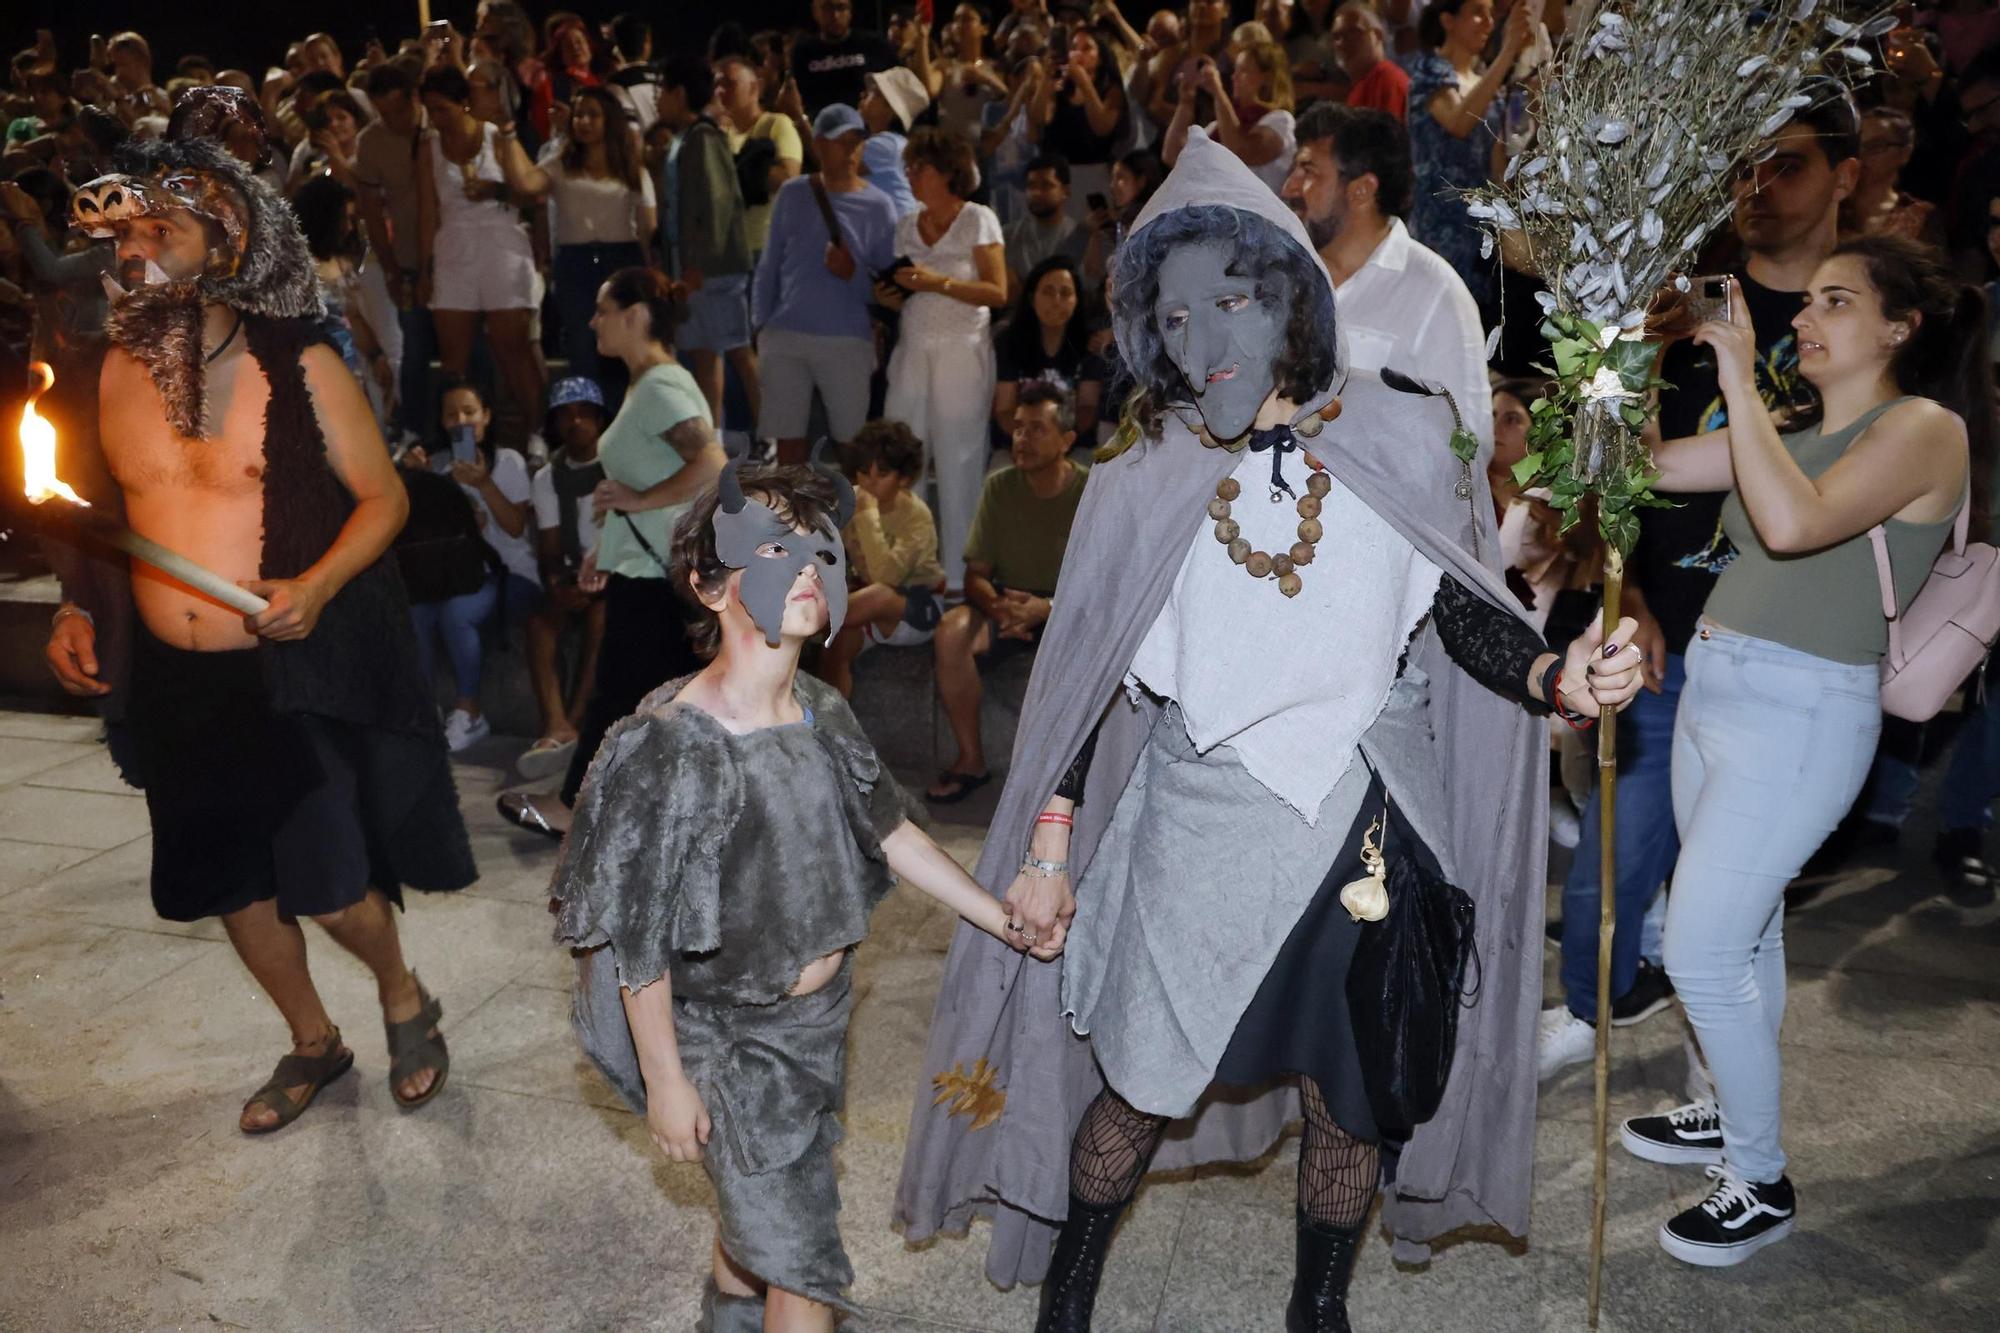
xmin=713 ymin=453 xmax=855 ymax=648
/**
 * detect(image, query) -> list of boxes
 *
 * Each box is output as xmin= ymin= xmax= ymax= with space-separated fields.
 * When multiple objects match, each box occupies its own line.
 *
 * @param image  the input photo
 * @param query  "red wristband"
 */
xmin=1552 ymin=669 xmax=1596 ymax=731
xmin=1035 ymin=812 xmax=1074 ymax=827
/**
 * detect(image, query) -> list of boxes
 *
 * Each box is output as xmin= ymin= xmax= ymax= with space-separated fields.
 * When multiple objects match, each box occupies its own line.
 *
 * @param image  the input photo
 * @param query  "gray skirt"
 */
xmin=1062 ymin=704 xmax=1375 ymax=1119
xmin=573 ymin=949 xmax=859 ymax=1313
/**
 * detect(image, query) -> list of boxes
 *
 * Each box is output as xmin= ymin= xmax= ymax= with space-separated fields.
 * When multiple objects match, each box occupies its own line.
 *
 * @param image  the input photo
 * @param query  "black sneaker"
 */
xmin=1934 ymin=827 xmax=1997 ymax=909
xmin=1659 ymin=1166 xmax=1795 ymax=1267
xmin=1610 ymin=960 xmax=1675 ymax=1028
xmin=1620 ymin=1100 xmax=1724 ymax=1166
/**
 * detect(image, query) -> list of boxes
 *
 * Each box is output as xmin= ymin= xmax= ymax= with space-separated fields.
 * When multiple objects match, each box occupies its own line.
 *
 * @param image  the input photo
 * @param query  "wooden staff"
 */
xmin=1587 ymin=548 xmax=1625 ymax=1330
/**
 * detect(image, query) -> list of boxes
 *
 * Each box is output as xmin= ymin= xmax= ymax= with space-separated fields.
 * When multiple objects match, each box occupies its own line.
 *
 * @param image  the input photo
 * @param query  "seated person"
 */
xmin=928 ymin=380 xmax=1090 ymax=804
xmin=518 ymin=376 xmax=612 ymax=779
xmin=991 ymin=253 xmax=1108 ymax=450
xmin=818 ymin=420 xmax=947 ymax=698
xmin=397 ymin=377 xmax=541 ymax=751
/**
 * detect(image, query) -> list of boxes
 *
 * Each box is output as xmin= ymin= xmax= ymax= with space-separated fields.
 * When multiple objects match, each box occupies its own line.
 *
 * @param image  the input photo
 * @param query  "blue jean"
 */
xmin=410 ymin=572 xmax=541 ymax=701
xmin=1865 ymin=684 xmax=2000 ymax=832
xmin=1560 ymin=653 xmax=1686 ymax=1020
xmin=1664 ymin=626 xmax=1881 ymax=1182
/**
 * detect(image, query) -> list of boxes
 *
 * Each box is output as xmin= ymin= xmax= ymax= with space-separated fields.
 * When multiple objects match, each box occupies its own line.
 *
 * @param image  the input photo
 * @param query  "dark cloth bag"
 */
xmin=1345 ymin=837 xmax=1479 ymax=1138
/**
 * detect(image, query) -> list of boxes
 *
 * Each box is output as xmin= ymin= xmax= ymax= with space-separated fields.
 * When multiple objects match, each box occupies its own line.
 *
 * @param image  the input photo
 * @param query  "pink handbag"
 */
xmin=1869 ymin=487 xmax=2000 ymax=722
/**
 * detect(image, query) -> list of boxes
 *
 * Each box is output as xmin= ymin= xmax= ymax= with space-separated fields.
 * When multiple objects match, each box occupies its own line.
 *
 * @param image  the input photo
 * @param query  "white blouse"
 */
xmin=539 ymin=150 xmax=657 ymax=247
xmin=895 ymin=201 xmax=1004 ymax=343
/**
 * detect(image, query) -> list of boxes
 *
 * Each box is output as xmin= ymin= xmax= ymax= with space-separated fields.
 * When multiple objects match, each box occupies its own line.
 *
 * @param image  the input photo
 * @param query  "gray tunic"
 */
xmin=552 ymin=673 xmax=910 ymax=1313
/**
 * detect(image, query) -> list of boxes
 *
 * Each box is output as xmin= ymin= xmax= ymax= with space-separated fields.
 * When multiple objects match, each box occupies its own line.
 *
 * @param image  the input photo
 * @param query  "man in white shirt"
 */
xmin=1281 ymin=101 xmax=1493 ymax=459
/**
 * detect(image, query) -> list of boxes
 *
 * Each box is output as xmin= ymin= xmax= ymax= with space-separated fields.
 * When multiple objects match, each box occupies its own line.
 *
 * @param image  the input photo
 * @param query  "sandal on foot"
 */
xmin=515 ymin=735 xmax=577 ymax=781
xmin=497 ymin=791 xmax=564 ymax=842
xmin=241 ymin=1031 xmax=354 ymax=1135
xmin=926 ymin=771 xmax=991 ymax=805
xmin=385 ymin=976 xmax=449 ymax=1110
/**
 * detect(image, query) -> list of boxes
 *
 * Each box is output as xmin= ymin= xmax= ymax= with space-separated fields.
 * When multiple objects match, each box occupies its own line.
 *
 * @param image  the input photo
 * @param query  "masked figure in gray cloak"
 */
xmin=893 ymin=128 xmax=1646 ymax=1331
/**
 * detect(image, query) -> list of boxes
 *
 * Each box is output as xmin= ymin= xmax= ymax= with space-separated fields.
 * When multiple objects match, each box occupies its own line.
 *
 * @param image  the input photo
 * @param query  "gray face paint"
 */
xmin=1155 ymin=239 xmax=1291 ymax=443
xmin=713 ymin=453 xmax=856 ymax=648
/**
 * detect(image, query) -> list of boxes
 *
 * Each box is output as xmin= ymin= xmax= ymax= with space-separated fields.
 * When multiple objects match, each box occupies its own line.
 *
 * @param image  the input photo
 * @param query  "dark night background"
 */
xmin=4 ymin=3 xmax=942 ymax=77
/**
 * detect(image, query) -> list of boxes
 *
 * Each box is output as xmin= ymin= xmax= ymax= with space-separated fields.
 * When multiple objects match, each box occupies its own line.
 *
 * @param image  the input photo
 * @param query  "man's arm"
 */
xmin=243 ymin=344 xmax=409 ymax=640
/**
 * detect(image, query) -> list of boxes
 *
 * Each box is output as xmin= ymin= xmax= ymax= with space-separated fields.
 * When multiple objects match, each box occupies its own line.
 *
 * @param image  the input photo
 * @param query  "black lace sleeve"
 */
xmin=1054 ymin=721 xmax=1100 ymax=803
xmin=1430 ymin=573 xmax=1552 ymax=713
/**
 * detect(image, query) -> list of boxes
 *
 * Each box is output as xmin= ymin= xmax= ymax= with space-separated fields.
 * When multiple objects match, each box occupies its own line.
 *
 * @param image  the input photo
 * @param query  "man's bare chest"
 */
xmin=104 ymin=355 xmax=273 ymax=499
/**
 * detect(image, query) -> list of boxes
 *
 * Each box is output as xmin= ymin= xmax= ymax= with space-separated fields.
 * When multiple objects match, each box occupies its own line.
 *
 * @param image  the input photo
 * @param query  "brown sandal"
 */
xmin=385 ymin=975 xmax=449 ymax=1110
xmin=240 ymin=1030 xmax=354 ymax=1134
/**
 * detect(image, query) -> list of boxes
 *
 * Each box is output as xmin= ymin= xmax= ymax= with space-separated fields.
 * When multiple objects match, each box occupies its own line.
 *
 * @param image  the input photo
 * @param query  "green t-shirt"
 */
xmin=963 ymin=462 xmax=1090 ymax=596
xmin=595 ymin=362 xmax=711 ymax=581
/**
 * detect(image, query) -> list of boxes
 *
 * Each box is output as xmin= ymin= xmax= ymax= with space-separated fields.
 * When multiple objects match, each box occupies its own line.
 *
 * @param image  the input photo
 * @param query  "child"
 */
xmin=551 ymin=454 xmax=1053 ymax=1331
xmin=818 ymin=421 xmax=948 ymax=697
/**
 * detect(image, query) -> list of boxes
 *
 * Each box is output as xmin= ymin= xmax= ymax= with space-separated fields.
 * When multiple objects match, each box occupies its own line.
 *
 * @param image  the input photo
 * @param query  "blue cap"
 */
xmin=547 ymin=376 xmax=606 ymax=413
xmin=812 ymin=103 xmax=867 ymax=140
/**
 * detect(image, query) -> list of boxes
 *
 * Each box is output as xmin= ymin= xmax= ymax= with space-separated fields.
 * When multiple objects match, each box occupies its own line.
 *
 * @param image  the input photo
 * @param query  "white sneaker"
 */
xmin=1549 ymin=797 xmax=1581 ymax=849
xmin=444 ymin=708 xmax=490 ymax=752
xmin=1536 ymin=1005 xmax=1596 ymax=1082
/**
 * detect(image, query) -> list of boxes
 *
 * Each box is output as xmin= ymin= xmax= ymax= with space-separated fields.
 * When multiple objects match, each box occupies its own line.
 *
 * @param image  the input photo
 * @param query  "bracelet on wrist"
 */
xmin=1035 ymin=812 xmax=1074 ymax=828
xmin=1020 ymin=854 xmax=1069 ymax=878
xmin=1550 ymin=667 xmax=1596 ymax=731
xmin=52 ymin=603 xmax=93 ymax=628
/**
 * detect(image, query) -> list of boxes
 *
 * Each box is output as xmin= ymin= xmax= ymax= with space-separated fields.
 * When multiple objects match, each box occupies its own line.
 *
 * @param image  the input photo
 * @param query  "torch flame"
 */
xmin=19 ymin=362 xmax=87 ymax=508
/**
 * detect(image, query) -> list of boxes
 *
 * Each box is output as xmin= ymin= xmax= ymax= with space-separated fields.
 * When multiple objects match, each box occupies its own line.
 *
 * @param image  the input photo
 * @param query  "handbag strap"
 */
xmin=807 ymin=172 xmax=847 ymax=252
xmin=1867 ymin=462 xmax=1971 ymax=663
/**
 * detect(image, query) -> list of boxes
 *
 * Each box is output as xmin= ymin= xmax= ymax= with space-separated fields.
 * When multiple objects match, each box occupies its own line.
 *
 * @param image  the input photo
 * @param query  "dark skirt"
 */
xmin=1213 ymin=774 xmax=1442 ymax=1144
xmin=130 ymin=628 xmax=475 ymax=922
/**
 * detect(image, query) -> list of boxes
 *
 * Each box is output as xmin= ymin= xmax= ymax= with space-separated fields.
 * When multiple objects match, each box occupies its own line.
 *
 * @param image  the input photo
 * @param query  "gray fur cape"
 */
xmin=892 ymin=129 xmax=1548 ymax=1276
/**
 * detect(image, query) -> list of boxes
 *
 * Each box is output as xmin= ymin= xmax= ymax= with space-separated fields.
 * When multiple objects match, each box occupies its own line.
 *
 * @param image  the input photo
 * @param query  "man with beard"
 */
xmin=42 ymin=135 xmax=474 ymax=1135
xmin=1282 ymin=101 xmax=1490 ymax=457
xmin=1004 ymin=152 xmax=1088 ymax=297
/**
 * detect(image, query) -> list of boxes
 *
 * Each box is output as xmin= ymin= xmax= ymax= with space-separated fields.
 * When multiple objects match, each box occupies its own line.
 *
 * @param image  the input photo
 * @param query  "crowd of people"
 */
xmin=8 ymin=0 xmax=2000 ymax=1325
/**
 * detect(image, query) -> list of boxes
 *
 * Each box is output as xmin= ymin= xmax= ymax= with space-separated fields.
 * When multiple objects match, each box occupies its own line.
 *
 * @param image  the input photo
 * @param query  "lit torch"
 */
xmin=19 ymin=361 xmax=270 ymax=615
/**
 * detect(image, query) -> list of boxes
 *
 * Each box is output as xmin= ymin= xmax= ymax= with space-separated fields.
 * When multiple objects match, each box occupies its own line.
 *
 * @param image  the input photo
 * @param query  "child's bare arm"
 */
xmin=621 ymin=974 xmax=712 ymax=1160
xmin=881 ymin=820 xmax=1058 ymax=960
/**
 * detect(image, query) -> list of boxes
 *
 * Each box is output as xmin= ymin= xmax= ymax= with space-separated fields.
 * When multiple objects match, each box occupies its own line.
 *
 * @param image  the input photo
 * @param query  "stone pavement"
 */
xmin=0 ymin=707 xmax=1995 ymax=1332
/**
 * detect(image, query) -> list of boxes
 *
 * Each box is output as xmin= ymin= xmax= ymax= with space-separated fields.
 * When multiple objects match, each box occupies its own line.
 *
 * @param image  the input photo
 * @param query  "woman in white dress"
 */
xmin=882 ymin=127 xmax=1009 ymax=591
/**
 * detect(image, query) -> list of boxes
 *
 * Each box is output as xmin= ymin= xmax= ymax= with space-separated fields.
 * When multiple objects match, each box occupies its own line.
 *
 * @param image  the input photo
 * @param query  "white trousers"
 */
xmin=884 ymin=333 xmax=996 ymax=589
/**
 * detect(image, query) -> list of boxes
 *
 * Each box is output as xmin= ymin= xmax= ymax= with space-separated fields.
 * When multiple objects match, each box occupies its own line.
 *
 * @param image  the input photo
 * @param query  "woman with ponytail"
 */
xmin=1625 ymin=235 xmax=1991 ymax=1268
xmin=497 ymin=268 xmax=728 ymax=840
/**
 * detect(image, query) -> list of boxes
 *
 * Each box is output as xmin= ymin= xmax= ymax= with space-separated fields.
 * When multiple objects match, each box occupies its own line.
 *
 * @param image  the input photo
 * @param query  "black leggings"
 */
xmin=560 ymin=573 xmax=701 ymax=805
xmin=1069 ymin=1082 xmax=1379 ymax=1229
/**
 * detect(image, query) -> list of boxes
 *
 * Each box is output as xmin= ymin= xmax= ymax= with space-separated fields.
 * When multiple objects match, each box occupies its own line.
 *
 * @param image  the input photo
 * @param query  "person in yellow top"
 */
xmin=818 ymin=420 xmax=948 ymax=697
xmin=712 ymin=26 xmax=804 ymax=256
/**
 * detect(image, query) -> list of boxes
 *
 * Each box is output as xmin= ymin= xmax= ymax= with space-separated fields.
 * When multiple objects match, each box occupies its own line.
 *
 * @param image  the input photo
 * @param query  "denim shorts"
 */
xmin=677 ymin=272 xmax=751 ymax=353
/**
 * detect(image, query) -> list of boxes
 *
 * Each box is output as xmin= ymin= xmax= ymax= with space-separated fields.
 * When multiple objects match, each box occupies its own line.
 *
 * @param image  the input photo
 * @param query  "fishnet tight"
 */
xmin=1066 ymin=1079 xmax=1379 ymax=1226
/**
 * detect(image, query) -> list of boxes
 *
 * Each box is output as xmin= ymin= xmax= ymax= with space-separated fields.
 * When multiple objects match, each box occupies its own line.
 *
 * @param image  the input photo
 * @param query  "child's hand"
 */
xmin=646 ymin=1076 xmax=711 ymax=1162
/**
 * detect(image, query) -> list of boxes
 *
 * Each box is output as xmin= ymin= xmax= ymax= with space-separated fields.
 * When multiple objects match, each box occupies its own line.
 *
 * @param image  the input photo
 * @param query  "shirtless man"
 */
xmin=43 ymin=133 xmax=475 ymax=1133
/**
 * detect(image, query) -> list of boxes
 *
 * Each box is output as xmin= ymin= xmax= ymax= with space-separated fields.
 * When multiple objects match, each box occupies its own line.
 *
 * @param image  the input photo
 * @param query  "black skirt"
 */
xmin=1212 ymin=774 xmax=1444 ymax=1144
xmin=130 ymin=628 xmax=475 ymax=922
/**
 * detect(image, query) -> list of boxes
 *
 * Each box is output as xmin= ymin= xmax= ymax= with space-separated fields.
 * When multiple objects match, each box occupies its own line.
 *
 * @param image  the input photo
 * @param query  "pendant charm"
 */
xmin=1338 ymin=818 xmax=1390 ymax=922
xmin=1453 ymin=474 xmax=1474 ymax=501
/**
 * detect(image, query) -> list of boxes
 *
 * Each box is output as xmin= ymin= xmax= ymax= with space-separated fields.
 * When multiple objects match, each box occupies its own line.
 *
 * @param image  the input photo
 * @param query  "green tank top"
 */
xmin=1702 ymin=397 xmax=1960 ymax=666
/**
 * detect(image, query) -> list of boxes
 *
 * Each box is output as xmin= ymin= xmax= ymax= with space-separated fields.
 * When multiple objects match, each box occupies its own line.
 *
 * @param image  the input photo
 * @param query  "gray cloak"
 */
xmin=892 ymin=129 xmax=1548 ymax=1277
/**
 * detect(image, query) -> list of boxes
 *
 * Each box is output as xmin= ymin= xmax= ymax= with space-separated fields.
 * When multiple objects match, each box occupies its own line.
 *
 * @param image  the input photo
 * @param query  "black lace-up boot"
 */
xmin=1285 ymin=1210 xmax=1361 ymax=1333
xmin=1034 ymin=1194 xmax=1128 ymax=1333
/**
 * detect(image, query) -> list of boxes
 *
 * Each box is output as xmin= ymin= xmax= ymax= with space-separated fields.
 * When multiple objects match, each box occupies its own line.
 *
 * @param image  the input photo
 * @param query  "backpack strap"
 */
xmin=807 ymin=173 xmax=847 ymax=251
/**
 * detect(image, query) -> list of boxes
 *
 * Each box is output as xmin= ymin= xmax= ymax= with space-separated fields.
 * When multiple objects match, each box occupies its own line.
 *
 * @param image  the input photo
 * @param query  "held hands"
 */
xmin=1001 ymin=815 xmax=1074 ymax=960
xmin=241 ymin=576 xmax=332 ymax=642
xmin=645 ymin=1075 xmax=711 ymax=1162
xmin=1690 ymin=277 xmax=1757 ymax=393
xmin=1560 ymin=615 xmax=1646 ymax=717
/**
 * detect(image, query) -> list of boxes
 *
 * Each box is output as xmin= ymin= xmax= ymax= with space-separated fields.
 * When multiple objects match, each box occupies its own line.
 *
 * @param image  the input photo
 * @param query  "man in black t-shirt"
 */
xmin=1541 ymin=102 xmax=1860 ymax=1081
xmin=791 ymin=0 xmax=902 ymax=116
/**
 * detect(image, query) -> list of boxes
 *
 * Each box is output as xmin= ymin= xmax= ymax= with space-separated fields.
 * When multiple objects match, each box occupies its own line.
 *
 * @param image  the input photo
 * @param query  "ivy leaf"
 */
xmin=1512 ymin=452 xmax=1546 ymax=485
xmin=1553 ymin=338 xmax=1590 ymax=379
xmin=1449 ymin=428 xmax=1480 ymax=464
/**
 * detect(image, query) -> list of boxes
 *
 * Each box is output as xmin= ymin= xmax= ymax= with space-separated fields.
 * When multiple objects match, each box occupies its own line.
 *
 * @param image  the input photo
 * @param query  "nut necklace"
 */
xmin=1207 ymin=423 xmax=1327 ymax=598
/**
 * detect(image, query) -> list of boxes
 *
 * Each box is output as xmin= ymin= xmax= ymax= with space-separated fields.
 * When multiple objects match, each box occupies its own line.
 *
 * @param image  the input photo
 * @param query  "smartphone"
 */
xmin=1691 ymin=274 xmax=1733 ymax=325
xmin=449 ymin=424 xmax=478 ymax=466
xmin=425 ymin=19 xmax=455 ymax=39
xmin=1087 ymin=191 xmax=1108 ymax=212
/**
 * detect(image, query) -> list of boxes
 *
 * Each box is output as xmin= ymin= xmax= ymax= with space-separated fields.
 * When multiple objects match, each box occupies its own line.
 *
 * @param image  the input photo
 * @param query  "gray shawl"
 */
xmin=892 ymin=130 xmax=1547 ymax=1276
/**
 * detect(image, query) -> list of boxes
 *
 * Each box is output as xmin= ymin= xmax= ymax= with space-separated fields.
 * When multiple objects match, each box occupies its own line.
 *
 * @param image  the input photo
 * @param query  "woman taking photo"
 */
xmin=540 ymin=86 xmax=656 ymax=400
xmin=882 ymin=128 xmax=1008 ymax=593
xmin=1029 ymin=28 xmax=1129 ymax=225
xmin=1163 ymin=41 xmax=1296 ymax=194
xmin=1628 ymin=237 xmax=1991 ymax=1267
xmin=417 ymin=64 xmax=551 ymax=450
xmin=929 ymin=3 xmax=1010 ymax=143
xmin=992 ymin=254 xmax=1107 ymax=446
xmin=497 ymin=268 xmax=726 ymax=839
xmin=1406 ymin=0 xmax=1534 ymax=317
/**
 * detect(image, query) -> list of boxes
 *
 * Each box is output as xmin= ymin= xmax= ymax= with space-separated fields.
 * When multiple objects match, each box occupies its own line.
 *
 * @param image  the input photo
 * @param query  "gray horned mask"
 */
xmin=712 ymin=443 xmax=855 ymax=648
